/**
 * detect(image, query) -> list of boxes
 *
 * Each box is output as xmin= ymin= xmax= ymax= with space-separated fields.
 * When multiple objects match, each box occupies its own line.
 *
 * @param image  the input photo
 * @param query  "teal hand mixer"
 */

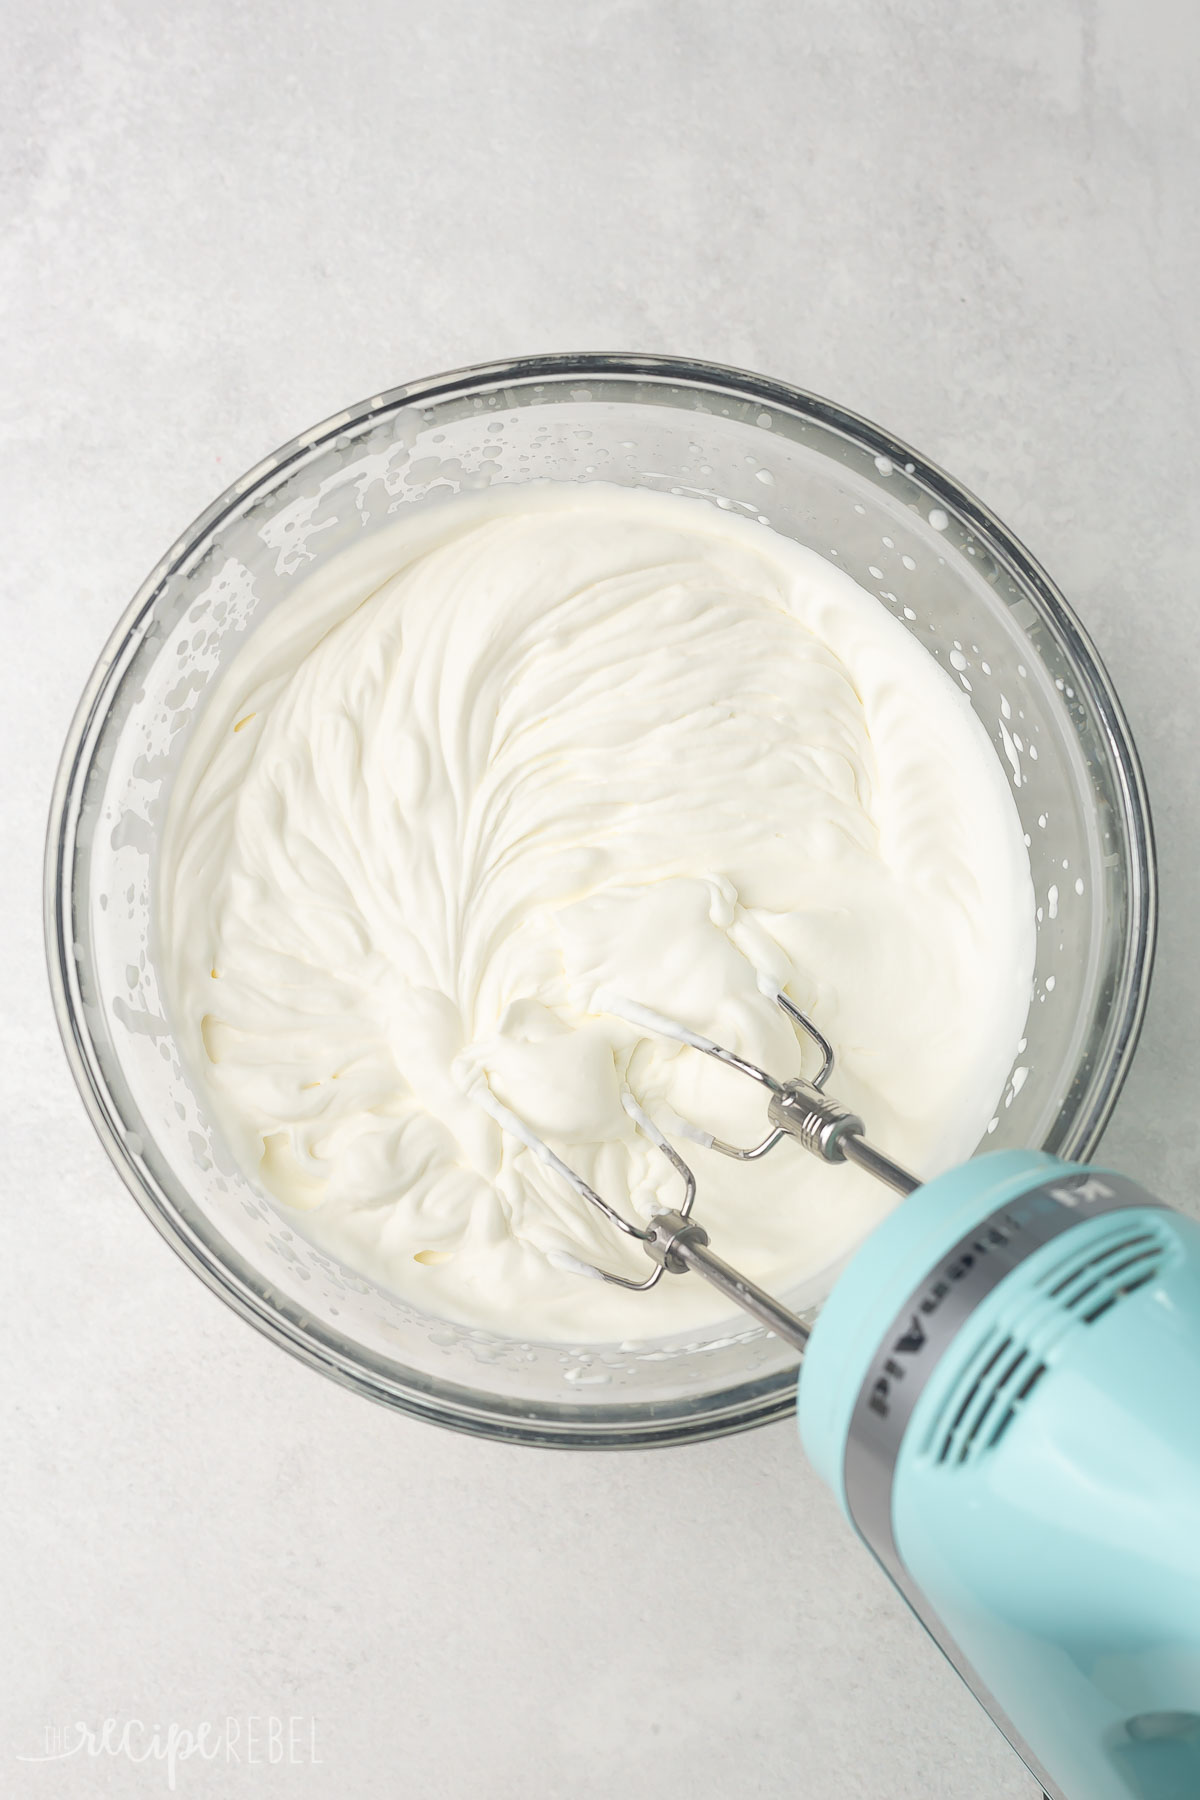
xmin=538 ymin=993 xmax=1200 ymax=1800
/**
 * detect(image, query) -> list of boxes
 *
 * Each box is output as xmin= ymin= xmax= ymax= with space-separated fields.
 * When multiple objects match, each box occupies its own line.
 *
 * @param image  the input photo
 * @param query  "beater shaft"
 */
xmin=767 ymin=1078 xmax=919 ymax=1196
xmin=642 ymin=1210 xmax=812 ymax=1351
xmin=841 ymin=1132 xmax=920 ymax=1196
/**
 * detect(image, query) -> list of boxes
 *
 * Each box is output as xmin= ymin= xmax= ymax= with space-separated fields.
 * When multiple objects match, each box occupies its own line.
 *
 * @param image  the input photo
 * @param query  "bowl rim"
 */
xmin=44 ymin=349 xmax=1158 ymax=1449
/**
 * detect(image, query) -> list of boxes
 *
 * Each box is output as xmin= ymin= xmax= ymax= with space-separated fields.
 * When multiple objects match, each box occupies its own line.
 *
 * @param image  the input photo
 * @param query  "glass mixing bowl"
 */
xmin=46 ymin=354 xmax=1156 ymax=1447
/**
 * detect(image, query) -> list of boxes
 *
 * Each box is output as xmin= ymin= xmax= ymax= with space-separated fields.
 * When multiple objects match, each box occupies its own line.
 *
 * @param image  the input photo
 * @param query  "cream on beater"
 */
xmin=160 ymin=484 xmax=1034 ymax=1340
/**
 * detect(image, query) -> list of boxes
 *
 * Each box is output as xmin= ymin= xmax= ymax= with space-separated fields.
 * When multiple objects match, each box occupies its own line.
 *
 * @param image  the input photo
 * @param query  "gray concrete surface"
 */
xmin=5 ymin=1 xmax=1199 ymax=1795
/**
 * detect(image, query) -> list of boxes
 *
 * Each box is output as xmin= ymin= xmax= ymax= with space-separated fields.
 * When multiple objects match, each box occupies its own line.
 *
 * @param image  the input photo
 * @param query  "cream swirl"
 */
xmin=160 ymin=484 xmax=1034 ymax=1339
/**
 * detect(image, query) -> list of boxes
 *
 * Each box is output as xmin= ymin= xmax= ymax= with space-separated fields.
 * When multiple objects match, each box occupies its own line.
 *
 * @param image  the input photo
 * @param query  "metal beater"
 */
xmin=509 ymin=992 xmax=919 ymax=1350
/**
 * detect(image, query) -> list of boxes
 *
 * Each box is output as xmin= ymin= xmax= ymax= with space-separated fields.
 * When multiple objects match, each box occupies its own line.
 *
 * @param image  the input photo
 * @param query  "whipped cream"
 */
xmin=160 ymin=484 xmax=1034 ymax=1340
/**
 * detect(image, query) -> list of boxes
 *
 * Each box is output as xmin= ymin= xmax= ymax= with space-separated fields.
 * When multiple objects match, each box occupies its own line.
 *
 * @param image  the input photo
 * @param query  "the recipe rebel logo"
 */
xmin=15 ymin=1715 xmax=323 ymax=1789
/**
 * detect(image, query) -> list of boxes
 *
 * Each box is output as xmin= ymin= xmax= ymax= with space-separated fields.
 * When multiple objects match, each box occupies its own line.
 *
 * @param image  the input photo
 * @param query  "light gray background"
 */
xmin=4 ymin=2 xmax=1198 ymax=1796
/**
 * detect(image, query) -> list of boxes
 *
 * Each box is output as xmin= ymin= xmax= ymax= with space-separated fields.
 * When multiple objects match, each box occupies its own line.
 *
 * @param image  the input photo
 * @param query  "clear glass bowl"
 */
xmin=45 ymin=354 xmax=1156 ymax=1447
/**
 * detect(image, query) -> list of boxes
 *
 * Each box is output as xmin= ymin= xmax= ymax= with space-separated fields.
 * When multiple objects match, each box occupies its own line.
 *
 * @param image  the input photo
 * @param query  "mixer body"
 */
xmin=799 ymin=1150 xmax=1200 ymax=1800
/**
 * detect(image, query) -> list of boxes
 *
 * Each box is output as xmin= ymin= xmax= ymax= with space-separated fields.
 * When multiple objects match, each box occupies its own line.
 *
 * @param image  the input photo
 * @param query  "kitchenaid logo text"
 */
xmin=16 ymin=1716 xmax=322 ymax=1789
xmin=866 ymin=1219 xmax=1018 ymax=1421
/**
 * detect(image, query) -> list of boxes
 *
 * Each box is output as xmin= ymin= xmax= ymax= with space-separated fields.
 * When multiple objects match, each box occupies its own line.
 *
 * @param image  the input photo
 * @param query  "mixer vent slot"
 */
xmin=933 ymin=1334 xmax=1047 ymax=1467
xmin=927 ymin=1219 xmax=1171 ymax=1469
xmin=1041 ymin=1227 xmax=1165 ymax=1325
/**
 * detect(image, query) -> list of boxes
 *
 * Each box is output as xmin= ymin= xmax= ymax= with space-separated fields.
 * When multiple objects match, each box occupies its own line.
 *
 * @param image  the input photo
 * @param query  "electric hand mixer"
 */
xmin=522 ymin=990 xmax=1200 ymax=1800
